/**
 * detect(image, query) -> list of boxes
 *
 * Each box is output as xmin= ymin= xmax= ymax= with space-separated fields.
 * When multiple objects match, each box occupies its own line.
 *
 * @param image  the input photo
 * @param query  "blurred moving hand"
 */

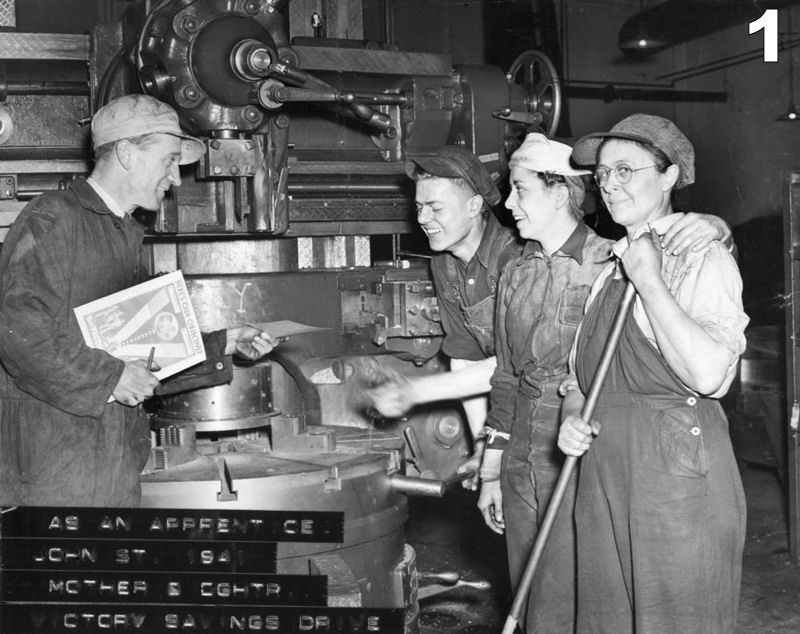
xmin=366 ymin=375 xmax=418 ymax=418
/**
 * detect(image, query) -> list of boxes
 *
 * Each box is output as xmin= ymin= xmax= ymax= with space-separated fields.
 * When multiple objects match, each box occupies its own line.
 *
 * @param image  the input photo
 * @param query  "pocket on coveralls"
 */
xmin=558 ymin=285 xmax=590 ymax=326
xmin=658 ymin=406 xmax=708 ymax=478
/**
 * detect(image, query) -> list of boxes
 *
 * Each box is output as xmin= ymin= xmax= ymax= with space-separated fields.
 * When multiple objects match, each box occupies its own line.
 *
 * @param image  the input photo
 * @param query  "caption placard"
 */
xmin=0 ymin=507 xmax=404 ymax=633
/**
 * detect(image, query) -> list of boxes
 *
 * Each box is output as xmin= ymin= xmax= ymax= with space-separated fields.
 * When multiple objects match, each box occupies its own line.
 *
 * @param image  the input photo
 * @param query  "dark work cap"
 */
xmin=405 ymin=146 xmax=502 ymax=206
xmin=572 ymin=113 xmax=695 ymax=189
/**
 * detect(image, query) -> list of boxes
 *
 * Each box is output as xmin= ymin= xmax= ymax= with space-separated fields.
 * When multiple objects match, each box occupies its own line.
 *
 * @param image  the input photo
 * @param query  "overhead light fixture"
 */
xmin=618 ymin=0 xmax=668 ymax=51
xmin=776 ymin=102 xmax=799 ymax=122
xmin=777 ymin=11 xmax=800 ymax=122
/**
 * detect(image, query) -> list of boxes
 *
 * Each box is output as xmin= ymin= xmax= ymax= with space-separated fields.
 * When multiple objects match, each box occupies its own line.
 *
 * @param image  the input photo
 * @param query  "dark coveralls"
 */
xmin=0 ymin=179 xmax=233 ymax=507
xmin=573 ymin=274 xmax=746 ymax=634
xmin=431 ymin=212 xmax=522 ymax=360
xmin=488 ymin=223 xmax=613 ymax=633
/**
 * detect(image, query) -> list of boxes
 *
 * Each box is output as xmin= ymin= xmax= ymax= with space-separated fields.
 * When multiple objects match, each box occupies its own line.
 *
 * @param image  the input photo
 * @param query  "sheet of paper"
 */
xmin=247 ymin=320 xmax=329 ymax=339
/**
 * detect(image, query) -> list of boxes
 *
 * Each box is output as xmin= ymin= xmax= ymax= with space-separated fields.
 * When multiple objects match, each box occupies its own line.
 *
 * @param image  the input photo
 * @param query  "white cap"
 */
xmin=509 ymin=133 xmax=591 ymax=176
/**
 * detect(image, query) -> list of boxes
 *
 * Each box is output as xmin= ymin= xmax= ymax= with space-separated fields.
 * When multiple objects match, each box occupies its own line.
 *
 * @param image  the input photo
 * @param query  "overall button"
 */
xmin=686 ymin=396 xmax=697 ymax=406
xmin=467 ymin=278 xmax=475 ymax=285
xmin=690 ymin=427 xmax=701 ymax=436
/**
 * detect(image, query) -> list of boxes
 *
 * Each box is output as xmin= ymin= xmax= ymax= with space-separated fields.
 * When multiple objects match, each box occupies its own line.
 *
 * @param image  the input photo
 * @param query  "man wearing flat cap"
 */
xmin=0 ymin=94 xmax=276 ymax=508
xmin=368 ymin=146 xmax=523 ymax=480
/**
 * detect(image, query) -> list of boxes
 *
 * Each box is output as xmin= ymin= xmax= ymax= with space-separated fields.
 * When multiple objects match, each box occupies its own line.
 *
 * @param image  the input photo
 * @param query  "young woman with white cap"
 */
xmin=479 ymin=132 xmax=614 ymax=632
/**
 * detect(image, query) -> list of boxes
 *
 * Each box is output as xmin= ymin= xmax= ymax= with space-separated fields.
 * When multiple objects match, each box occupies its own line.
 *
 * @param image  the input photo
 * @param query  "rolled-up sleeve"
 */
xmin=672 ymin=244 xmax=748 ymax=358
xmin=671 ymin=243 xmax=748 ymax=397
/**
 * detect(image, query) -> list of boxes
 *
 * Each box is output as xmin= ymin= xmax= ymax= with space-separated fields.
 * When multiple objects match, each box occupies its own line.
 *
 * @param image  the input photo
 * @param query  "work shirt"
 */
xmin=0 ymin=178 xmax=232 ymax=507
xmin=487 ymin=222 xmax=613 ymax=433
xmin=579 ymin=213 xmax=748 ymax=398
xmin=430 ymin=212 xmax=522 ymax=361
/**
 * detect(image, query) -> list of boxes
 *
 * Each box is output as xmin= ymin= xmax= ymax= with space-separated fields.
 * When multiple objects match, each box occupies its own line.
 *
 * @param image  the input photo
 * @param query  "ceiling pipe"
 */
xmin=657 ymin=36 xmax=800 ymax=82
xmin=564 ymin=82 xmax=726 ymax=103
xmin=618 ymin=0 xmax=800 ymax=58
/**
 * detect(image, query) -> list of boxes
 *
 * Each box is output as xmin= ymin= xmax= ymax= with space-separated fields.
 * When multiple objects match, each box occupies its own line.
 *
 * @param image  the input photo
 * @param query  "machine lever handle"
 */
xmin=215 ymin=456 xmax=238 ymax=502
xmin=387 ymin=470 xmax=476 ymax=497
xmin=419 ymin=571 xmax=460 ymax=584
xmin=416 ymin=575 xmax=492 ymax=601
xmin=492 ymin=106 xmax=543 ymax=125
xmin=442 ymin=470 xmax=476 ymax=488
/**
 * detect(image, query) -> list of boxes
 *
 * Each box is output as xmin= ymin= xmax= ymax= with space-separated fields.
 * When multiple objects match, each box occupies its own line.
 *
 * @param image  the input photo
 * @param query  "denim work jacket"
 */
xmin=487 ymin=222 xmax=613 ymax=434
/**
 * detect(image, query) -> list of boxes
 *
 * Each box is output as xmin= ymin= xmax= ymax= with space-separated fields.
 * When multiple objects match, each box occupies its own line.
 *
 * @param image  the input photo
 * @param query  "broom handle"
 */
xmin=502 ymin=280 xmax=636 ymax=634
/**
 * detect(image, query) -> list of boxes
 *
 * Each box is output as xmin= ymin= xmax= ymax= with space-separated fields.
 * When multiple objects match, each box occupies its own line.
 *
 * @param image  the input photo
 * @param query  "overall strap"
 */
xmin=482 ymin=227 xmax=515 ymax=293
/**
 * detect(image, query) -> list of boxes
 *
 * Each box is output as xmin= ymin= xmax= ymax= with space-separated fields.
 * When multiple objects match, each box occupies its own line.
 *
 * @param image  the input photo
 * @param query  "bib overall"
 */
xmin=574 ymin=275 xmax=745 ymax=634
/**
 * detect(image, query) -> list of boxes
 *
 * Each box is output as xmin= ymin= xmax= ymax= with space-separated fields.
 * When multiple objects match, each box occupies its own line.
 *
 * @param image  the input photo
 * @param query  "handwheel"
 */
xmin=505 ymin=50 xmax=562 ymax=137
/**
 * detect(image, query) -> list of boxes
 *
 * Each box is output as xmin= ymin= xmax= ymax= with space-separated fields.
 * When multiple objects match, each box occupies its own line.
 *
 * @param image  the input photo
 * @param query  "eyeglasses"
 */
xmin=593 ymin=164 xmax=657 ymax=187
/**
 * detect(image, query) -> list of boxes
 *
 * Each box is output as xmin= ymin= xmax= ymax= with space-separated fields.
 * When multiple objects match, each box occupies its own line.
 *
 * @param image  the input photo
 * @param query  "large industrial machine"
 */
xmin=0 ymin=0 xmax=562 ymax=630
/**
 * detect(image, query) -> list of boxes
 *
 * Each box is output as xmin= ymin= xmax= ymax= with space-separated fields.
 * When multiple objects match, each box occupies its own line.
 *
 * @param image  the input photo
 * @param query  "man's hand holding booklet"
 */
xmin=74 ymin=270 xmax=205 ymax=381
xmin=74 ymin=272 xmax=328 ymax=403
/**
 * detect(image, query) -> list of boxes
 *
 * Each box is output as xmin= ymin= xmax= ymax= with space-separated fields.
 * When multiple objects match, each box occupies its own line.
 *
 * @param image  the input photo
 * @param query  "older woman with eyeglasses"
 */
xmin=558 ymin=114 xmax=749 ymax=633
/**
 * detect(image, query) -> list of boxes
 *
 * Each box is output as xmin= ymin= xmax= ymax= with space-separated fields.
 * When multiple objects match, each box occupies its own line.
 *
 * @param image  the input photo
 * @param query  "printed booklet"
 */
xmin=74 ymin=270 xmax=205 ymax=380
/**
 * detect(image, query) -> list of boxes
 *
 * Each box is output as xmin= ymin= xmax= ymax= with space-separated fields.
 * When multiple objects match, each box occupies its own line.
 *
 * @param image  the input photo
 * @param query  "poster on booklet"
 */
xmin=73 ymin=270 xmax=205 ymax=380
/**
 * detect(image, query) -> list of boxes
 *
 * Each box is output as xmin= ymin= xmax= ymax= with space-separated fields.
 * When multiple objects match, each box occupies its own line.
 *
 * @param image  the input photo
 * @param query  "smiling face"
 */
xmin=415 ymin=176 xmax=483 ymax=260
xmin=595 ymin=139 xmax=678 ymax=235
xmin=124 ymin=133 xmax=183 ymax=211
xmin=505 ymin=166 xmax=565 ymax=242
